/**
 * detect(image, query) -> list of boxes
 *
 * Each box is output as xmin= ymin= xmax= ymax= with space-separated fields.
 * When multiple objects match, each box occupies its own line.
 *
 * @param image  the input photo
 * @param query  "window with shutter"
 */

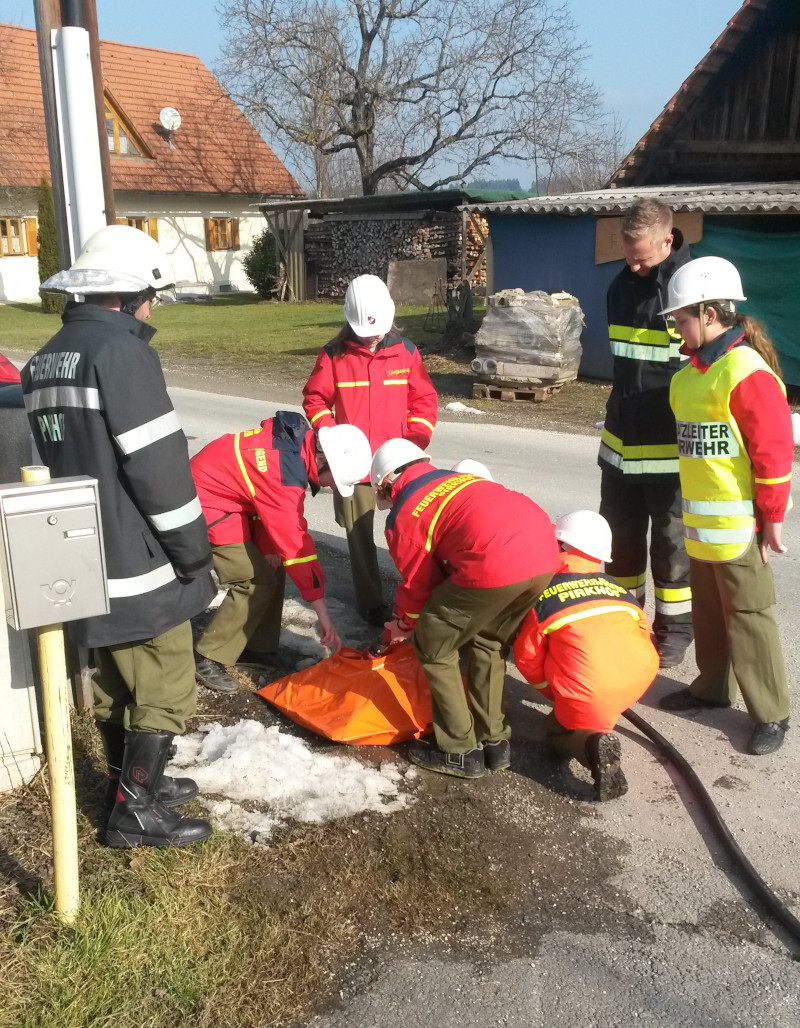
xmin=0 ymin=217 xmax=38 ymax=257
xmin=205 ymin=216 xmax=239 ymax=251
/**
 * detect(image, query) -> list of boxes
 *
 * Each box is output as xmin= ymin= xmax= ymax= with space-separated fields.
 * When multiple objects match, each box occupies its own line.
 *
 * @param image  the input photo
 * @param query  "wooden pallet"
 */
xmin=472 ymin=381 xmax=562 ymax=402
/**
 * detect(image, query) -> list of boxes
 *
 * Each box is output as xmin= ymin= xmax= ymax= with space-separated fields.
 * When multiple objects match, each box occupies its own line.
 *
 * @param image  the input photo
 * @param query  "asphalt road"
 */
xmin=172 ymin=383 xmax=800 ymax=1027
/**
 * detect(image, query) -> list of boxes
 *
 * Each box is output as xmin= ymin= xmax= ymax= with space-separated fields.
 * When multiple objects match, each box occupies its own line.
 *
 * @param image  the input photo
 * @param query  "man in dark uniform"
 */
xmin=598 ymin=200 xmax=693 ymax=668
xmin=22 ymin=225 xmax=214 ymax=849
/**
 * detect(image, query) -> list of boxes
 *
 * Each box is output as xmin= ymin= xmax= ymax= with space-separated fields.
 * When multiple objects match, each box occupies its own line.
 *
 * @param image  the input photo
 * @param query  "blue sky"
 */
xmin=6 ymin=0 xmax=743 ymax=179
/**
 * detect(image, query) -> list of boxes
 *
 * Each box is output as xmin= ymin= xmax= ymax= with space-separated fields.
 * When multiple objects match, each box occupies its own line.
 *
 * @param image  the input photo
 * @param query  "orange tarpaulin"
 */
xmin=257 ymin=644 xmax=433 ymax=745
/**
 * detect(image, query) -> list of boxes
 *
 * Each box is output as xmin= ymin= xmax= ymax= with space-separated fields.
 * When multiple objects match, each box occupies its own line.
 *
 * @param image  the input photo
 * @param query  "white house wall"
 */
xmin=0 ymin=190 xmax=267 ymax=303
xmin=119 ymin=192 xmax=264 ymax=294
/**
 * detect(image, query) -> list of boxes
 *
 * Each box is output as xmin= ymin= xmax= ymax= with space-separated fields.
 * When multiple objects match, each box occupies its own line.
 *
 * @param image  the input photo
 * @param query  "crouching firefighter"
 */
xmin=190 ymin=415 xmax=372 ymax=692
xmin=22 ymin=225 xmax=215 ymax=849
xmin=514 ymin=511 xmax=659 ymax=800
xmin=372 ymin=440 xmax=560 ymax=779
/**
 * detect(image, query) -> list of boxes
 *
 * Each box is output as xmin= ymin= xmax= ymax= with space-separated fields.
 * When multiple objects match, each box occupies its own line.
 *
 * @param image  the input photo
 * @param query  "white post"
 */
xmin=51 ymin=26 xmax=107 ymax=261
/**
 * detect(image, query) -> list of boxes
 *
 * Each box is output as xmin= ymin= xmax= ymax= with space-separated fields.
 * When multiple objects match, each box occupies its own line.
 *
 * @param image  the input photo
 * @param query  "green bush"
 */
xmin=241 ymin=228 xmax=278 ymax=298
xmin=36 ymin=176 xmax=64 ymax=315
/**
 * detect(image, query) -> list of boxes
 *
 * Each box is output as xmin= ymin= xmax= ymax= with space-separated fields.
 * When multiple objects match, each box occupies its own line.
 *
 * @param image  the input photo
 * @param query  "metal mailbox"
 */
xmin=0 ymin=476 xmax=109 ymax=630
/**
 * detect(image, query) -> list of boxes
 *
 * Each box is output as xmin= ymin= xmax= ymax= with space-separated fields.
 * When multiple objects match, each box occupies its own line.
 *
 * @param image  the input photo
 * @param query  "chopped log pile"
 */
xmin=305 ymin=212 xmax=487 ymax=298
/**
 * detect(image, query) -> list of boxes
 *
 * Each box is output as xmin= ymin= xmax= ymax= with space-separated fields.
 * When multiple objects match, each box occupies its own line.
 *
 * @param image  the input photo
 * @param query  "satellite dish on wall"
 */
xmin=159 ymin=107 xmax=182 ymax=132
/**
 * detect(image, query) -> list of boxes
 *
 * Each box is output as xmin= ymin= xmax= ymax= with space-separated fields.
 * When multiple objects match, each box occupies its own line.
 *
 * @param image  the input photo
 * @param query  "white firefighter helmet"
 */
xmin=343 ymin=275 xmax=396 ymax=337
xmin=659 ymin=256 xmax=746 ymax=315
xmin=40 ymin=224 xmax=177 ymax=299
xmin=318 ymin=424 xmax=372 ymax=498
xmin=370 ymin=438 xmax=431 ymax=490
xmin=554 ymin=510 xmax=613 ymax=563
xmin=451 ymin=459 xmax=494 ymax=481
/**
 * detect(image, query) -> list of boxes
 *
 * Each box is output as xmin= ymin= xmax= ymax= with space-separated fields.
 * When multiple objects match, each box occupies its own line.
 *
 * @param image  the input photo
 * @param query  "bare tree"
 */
xmin=217 ymin=0 xmax=611 ymax=197
xmin=535 ymin=113 xmax=629 ymax=194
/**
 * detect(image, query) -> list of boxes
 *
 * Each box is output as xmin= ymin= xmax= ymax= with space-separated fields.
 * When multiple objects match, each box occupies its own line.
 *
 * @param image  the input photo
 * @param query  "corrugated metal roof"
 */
xmin=256 ymin=188 xmax=536 ymax=215
xmin=459 ymin=182 xmax=800 ymax=216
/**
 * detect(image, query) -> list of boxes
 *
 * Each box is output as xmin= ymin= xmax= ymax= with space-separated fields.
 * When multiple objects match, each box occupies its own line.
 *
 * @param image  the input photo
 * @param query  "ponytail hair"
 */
xmin=706 ymin=302 xmax=783 ymax=379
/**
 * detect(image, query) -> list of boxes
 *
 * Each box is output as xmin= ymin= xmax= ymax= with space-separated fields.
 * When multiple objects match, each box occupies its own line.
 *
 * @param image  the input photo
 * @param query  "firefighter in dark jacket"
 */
xmin=22 ymin=225 xmax=214 ymax=849
xmin=190 ymin=416 xmax=372 ymax=693
xmin=599 ymin=199 xmax=693 ymax=669
xmin=372 ymin=439 xmax=560 ymax=779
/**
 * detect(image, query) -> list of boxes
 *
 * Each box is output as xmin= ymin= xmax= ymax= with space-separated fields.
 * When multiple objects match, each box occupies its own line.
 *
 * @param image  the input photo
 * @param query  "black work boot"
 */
xmin=195 ymin=653 xmax=240 ymax=693
xmin=748 ymin=719 xmax=789 ymax=755
xmin=482 ymin=739 xmax=511 ymax=771
xmin=96 ymin=720 xmax=198 ymax=811
xmin=585 ymin=732 xmax=628 ymax=802
xmin=105 ymin=730 xmax=212 ymax=849
xmin=407 ymin=739 xmax=486 ymax=779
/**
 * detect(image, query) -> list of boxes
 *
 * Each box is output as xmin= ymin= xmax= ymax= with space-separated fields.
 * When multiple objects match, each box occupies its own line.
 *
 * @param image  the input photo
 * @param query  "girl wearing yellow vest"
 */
xmin=657 ymin=257 xmax=792 ymax=755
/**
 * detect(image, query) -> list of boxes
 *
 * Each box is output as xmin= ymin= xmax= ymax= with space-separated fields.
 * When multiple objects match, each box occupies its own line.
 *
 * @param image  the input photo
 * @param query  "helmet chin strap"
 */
xmin=699 ymin=301 xmax=706 ymax=346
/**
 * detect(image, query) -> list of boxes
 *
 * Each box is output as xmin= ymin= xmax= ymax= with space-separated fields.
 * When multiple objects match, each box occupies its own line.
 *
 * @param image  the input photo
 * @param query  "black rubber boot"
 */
xmin=585 ymin=732 xmax=629 ymax=802
xmin=105 ymin=730 xmax=212 ymax=849
xmin=96 ymin=720 xmax=198 ymax=811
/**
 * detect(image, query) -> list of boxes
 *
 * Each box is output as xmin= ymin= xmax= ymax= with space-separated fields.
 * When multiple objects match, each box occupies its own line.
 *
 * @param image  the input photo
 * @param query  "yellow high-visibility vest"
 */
xmin=670 ymin=345 xmax=787 ymax=563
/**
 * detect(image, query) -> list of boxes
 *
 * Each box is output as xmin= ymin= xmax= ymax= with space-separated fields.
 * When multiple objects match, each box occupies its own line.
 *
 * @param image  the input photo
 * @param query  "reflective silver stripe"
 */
xmin=23 ymin=385 xmax=103 ymax=411
xmin=107 ymin=562 xmax=176 ymax=598
xmin=147 ymin=496 xmax=203 ymax=532
xmin=655 ymin=598 xmax=693 ymax=615
xmin=610 ymin=341 xmax=681 ymax=362
xmin=685 ymin=526 xmax=753 ymax=545
xmin=683 ymin=498 xmax=754 ymax=516
xmin=598 ymin=443 xmax=623 ymax=469
xmin=115 ymin=410 xmax=181 ymax=455
xmin=630 ymin=585 xmax=646 ymax=601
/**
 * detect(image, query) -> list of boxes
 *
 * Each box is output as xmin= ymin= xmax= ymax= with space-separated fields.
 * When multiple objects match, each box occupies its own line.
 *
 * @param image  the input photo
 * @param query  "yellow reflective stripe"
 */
xmin=425 ymin=479 xmax=479 ymax=551
xmin=609 ymin=324 xmax=672 ymax=347
xmin=755 ymin=473 xmax=792 ymax=485
xmin=404 ymin=611 xmax=420 ymax=620
xmin=529 ymin=681 xmax=549 ymax=691
xmin=542 ymin=605 xmax=640 ymax=634
xmin=383 ymin=379 xmax=408 ymax=385
xmin=601 ymin=431 xmax=677 ymax=461
xmin=283 ymin=554 xmax=318 ymax=567
xmin=408 ymin=417 xmax=435 ymax=432
xmin=234 ymin=433 xmax=256 ymax=498
xmin=336 ymin=380 xmax=370 ymax=388
xmin=612 ymin=573 xmax=646 ymax=589
xmin=309 ymin=408 xmax=332 ymax=425
xmin=654 ymin=586 xmax=692 ymax=602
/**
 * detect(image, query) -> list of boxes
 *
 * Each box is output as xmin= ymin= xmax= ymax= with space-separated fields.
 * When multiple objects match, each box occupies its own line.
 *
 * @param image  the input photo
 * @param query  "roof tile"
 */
xmin=0 ymin=24 xmax=303 ymax=197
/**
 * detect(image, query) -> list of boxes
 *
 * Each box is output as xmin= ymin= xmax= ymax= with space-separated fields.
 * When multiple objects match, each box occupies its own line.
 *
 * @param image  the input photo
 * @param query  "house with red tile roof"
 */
xmin=0 ymin=24 xmax=303 ymax=302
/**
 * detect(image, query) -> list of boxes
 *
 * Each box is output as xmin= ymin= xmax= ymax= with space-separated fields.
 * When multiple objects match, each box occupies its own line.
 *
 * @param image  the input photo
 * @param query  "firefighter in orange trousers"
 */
xmin=372 ymin=439 xmax=560 ymax=779
xmin=514 ymin=510 xmax=659 ymax=800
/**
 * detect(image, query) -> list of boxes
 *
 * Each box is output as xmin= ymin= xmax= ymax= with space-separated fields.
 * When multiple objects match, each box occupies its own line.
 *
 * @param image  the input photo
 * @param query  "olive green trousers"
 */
xmin=195 ymin=541 xmax=285 ymax=666
xmin=334 ymin=483 xmax=384 ymax=613
xmin=413 ymin=573 xmax=554 ymax=753
xmin=93 ymin=620 xmax=196 ymax=735
xmin=688 ymin=536 xmax=789 ymax=723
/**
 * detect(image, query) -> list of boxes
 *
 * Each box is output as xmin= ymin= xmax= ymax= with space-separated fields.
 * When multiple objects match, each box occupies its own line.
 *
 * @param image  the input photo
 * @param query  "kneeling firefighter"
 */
xmin=514 ymin=511 xmax=659 ymax=801
xmin=191 ymin=415 xmax=372 ymax=692
xmin=22 ymin=225 xmax=216 ymax=849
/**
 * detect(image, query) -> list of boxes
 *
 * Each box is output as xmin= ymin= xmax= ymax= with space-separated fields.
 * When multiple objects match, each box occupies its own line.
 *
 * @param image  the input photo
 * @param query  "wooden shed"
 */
xmin=462 ymin=0 xmax=800 ymax=385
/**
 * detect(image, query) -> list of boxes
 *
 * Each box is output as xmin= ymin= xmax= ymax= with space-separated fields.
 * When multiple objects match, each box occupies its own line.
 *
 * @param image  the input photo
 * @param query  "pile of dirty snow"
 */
xmin=170 ymin=719 xmax=415 ymax=845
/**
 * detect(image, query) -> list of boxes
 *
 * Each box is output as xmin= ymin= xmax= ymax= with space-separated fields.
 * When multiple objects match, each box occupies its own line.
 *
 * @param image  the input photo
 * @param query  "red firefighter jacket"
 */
xmin=513 ymin=552 xmax=658 ymax=732
xmin=302 ymin=332 xmax=438 ymax=461
xmin=191 ymin=412 xmax=324 ymax=602
xmin=385 ymin=463 xmax=560 ymax=623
